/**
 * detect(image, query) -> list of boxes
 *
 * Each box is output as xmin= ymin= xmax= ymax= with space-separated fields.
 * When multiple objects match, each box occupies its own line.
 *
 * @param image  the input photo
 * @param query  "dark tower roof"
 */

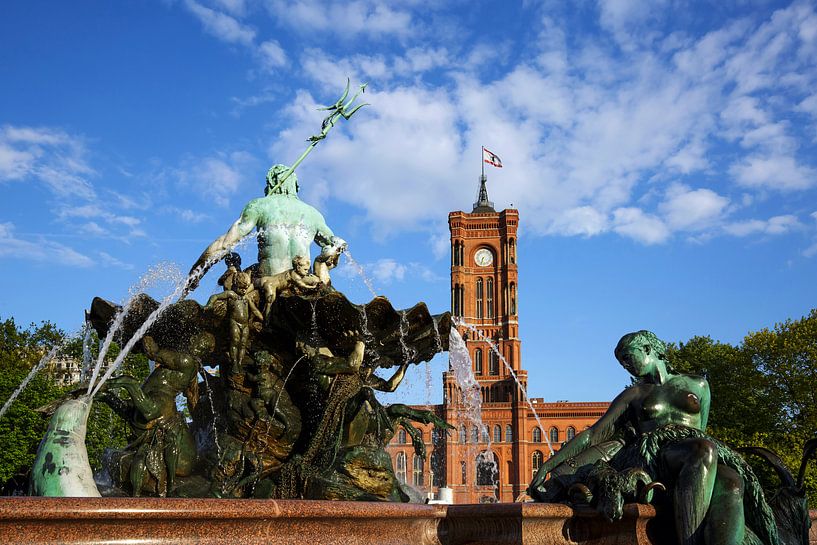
xmin=472 ymin=174 xmax=495 ymax=213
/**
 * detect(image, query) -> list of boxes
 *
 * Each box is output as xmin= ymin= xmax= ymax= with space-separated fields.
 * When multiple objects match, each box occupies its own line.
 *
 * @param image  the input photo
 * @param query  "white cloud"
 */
xmin=176 ymin=151 xmax=256 ymax=207
xmin=0 ymin=222 xmax=94 ymax=268
xmin=723 ymin=215 xmax=801 ymax=237
xmin=97 ymin=251 xmax=134 ymax=270
xmin=257 ymin=40 xmax=287 ymax=70
xmin=184 ymin=0 xmax=255 ymax=46
xmin=729 ymin=154 xmax=816 ymax=191
xmin=0 ymin=125 xmax=96 ymax=200
xmin=612 ymin=207 xmax=670 ymax=245
xmin=659 ymin=185 xmax=729 ymax=231
xmin=264 ymin=0 xmax=414 ymax=39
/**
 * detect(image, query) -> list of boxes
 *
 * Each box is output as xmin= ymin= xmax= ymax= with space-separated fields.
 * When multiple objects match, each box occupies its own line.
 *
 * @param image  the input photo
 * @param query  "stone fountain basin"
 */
xmin=3 ymin=498 xmax=814 ymax=544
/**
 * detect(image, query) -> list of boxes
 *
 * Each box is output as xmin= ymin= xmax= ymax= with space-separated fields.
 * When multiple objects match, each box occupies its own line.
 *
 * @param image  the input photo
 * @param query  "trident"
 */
xmin=268 ymin=79 xmax=368 ymax=194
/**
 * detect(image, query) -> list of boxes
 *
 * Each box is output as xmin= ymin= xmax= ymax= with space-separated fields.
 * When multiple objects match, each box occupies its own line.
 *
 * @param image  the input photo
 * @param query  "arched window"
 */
xmin=532 ymin=427 xmax=542 ymax=443
xmin=452 ymin=283 xmax=459 ymax=316
xmin=486 ymin=277 xmax=494 ymax=318
xmin=471 ymin=426 xmax=479 ymax=444
xmin=481 ymin=426 xmax=489 ymax=443
xmin=459 ymin=425 xmax=467 ymax=444
xmin=397 ymin=428 xmax=407 ymax=444
xmin=510 ymin=239 xmax=516 ymax=264
xmin=505 ymin=424 xmax=513 ymax=443
xmin=489 ymin=350 xmax=499 ymax=375
xmin=532 ymin=451 xmax=543 ymax=478
xmin=476 ymin=278 xmax=484 ymax=319
xmin=395 ymin=452 xmax=406 ymax=484
xmin=550 ymin=427 xmax=559 ymax=444
xmin=510 ymin=283 xmax=517 ymax=315
xmin=566 ymin=426 xmax=576 ymax=441
xmin=413 ymin=455 xmax=424 ymax=487
xmin=461 ymin=461 xmax=467 ymax=484
xmin=493 ymin=424 xmax=502 ymax=443
xmin=474 ymin=348 xmax=483 ymax=375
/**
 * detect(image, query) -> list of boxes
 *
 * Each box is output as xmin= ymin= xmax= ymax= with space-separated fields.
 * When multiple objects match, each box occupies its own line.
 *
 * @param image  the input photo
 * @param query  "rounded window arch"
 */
xmin=413 ymin=454 xmax=424 ymax=487
xmin=531 ymin=450 xmax=543 ymax=478
xmin=397 ymin=428 xmax=407 ymax=444
xmin=566 ymin=426 xmax=576 ymax=441
xmin=493 ymin=424 xmax=501 ymax=443
xmin=474 ymin=348 xmax=483 ymax=375
xmin=550 ymin=427 xmax=559 ymax=444
xmin=471 ymin=426 xmax=479 ymax=444
xmin=505 ymin=424 xmax=513 ymax=443
xmin=395 ymin=452 xmax=407 ymax=484
xmin=489 ymin=350 xmax=499 ymax=375
xmin=459 ymin=425 xmax=467 ymax=444
xmin=475 ymin=277 xmax=484 ymax=319
xmin=532 ymin=427 xmax=542 ymax=443
xmin=481 ymin=426 xmax=490 ymax=443
xmin=486 ymin=277 xmax=494 ymax=318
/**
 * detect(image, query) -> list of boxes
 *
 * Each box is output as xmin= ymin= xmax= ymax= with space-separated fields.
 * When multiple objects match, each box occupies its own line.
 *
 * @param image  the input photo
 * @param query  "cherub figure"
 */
xmin=256 ymin=255 xmax=322 ymax=317
xmin=206 ymin=271 xmax=263 ymax=375
xmin=245 ymin=351 xmax=288 ymax=422
xmin=217 ymin=252 xmax=242 ymax=292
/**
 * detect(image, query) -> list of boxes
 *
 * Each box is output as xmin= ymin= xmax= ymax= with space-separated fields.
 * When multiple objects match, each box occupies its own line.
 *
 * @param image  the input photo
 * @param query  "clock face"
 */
xmin=474 ymin=248 xmax=493 ymax=267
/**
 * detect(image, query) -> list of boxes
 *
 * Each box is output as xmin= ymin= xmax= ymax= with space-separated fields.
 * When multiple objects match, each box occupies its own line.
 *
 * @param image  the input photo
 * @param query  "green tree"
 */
xmin=667 ymin=310 xmax=817 ymax=505
xmin=0 ymin=316 xmax=149 ymax=494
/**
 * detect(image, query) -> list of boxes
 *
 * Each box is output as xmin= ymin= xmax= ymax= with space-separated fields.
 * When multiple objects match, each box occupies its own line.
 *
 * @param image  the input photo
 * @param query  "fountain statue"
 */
xmin=28 ymin=81 xmax=452 ymax=502
xmin=528 ymin=330 xmax=815 ymax=545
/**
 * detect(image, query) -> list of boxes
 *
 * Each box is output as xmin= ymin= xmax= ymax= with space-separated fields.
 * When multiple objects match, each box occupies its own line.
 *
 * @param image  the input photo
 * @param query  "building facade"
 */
xmin=386 ymin=175 xmax=609 ymax=503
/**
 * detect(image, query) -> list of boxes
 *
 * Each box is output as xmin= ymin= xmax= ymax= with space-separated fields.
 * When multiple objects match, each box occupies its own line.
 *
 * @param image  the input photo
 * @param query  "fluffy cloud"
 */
xmin=184 ymin=0 xmax=255 ymax=46
xmin=185 ymin=1 xmax=817 ymax=249
xmin=0 ymin=222 xmax=94 ymax=268
xmin=175 ymin=151 xmax=256 ymax=207
xmin=659 ymin=185 xmax=730 ymax=231
xmin=724 ymin=215 xmax=801 ymax=237
xmin=264 ymin=0 xmax=414 ymax=39
xmin=0 ymin=125 xmax=96 ymax=200
xmin=611 ymin=207 xmax=670 ymax=245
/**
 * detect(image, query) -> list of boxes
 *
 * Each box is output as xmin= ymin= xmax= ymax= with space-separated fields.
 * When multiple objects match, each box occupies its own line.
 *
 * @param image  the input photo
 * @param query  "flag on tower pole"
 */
xmin=482 ymin=147 xmax=503 ymax=168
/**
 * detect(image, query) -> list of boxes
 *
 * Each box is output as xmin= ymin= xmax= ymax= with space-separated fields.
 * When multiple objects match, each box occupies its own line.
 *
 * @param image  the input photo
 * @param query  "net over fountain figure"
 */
xmin=527 ymin=330 xmax=813 ymax=545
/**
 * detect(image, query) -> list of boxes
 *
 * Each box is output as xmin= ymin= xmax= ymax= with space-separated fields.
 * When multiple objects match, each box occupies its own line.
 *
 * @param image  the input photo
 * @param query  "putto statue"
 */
xmin=529 ymin=330 xmax=813 ymax=545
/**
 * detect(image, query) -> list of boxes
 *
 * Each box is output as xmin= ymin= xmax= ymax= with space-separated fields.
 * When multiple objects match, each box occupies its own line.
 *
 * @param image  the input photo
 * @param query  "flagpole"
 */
xmin=481 ymin=146 xmax=485 ymax=179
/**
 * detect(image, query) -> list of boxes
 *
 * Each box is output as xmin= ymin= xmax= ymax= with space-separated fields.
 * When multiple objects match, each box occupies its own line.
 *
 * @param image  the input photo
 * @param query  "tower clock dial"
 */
xmin=474 ymin=248 xmax=493 ymax=267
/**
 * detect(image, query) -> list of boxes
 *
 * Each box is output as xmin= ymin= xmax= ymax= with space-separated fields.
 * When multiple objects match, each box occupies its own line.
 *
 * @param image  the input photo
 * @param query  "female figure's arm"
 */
xmin=529 ymin=386 xmax=640 ymax=490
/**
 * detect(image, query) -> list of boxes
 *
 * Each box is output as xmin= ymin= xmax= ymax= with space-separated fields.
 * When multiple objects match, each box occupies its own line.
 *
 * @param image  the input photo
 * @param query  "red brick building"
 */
xmin=386 ymin=175 xmax=609 ymax=503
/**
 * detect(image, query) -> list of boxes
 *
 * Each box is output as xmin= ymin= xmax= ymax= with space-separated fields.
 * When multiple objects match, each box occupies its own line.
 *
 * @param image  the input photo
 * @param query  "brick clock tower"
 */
xmin=443 ymin=174 xmax=528 ymax=503
xmin=384 ymin=173 xmax=609 ymax=504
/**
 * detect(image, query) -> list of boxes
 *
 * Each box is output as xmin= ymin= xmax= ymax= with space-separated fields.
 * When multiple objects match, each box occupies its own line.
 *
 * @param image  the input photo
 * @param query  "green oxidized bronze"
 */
xmin=529 ymin=330 xmax=812 ymax=545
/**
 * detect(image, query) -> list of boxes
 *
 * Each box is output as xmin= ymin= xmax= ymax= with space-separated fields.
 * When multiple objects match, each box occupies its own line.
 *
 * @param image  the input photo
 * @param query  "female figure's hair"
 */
xmin=614 ymin=330 xmax=668 ymax=362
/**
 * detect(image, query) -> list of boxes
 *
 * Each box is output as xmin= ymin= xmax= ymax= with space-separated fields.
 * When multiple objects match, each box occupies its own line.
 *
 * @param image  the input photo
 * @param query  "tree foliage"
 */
xmin=667 ymin=309 xmax=817 ymax=505
xmin=0 ymin=316 xmax=149 ymax=494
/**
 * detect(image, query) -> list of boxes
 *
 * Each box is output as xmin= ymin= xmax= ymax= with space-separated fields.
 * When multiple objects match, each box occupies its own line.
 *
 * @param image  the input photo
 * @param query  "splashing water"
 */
xmin=79 ymin=322 xmax=93 ymax=384
xmin=87 ymin=234 xmax=256 ymax=397
xmin=87 ymin=262 xmax=185 ymax=394
xmin=0 ymin=344 xmax=62 ymax=420
xmin=343 ymin=250 xmax=378 ymax=299
xmin=198 ymin=368 xmax=222 ymax=460
xmin=398 ymin=311 xmax=415 ymax=363
xmin=453 ymin=318 xmax=554 ymax=456
xmin=272 ymin=355 xmax=305 ymax=417
xmin=448 ymin=327 xmax=499 ymax=499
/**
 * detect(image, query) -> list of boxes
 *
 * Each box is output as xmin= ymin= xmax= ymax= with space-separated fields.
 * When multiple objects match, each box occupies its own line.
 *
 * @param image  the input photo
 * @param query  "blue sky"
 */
xmin=1 ymin=0 xmax=816 ymax=405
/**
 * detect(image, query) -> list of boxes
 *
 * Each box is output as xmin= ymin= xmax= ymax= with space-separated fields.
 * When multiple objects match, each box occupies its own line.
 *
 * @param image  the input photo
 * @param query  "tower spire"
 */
xmin=473 ymin=173 xmax=495 ymax=212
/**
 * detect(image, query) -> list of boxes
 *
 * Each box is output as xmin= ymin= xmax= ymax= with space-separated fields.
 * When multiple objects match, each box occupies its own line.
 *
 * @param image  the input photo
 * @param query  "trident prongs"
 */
xmin=268 ymin=79 xmax=369 ymax=194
